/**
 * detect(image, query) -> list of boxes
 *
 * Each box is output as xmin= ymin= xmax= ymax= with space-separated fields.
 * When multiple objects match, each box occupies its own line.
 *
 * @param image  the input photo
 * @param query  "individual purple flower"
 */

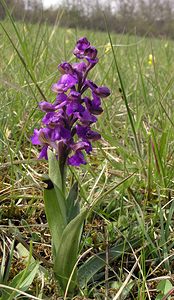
xmin=71 ymin=140 xmax=92 ymax=154
xmin=76 ymin=124 xmax=101 ymax=141
xmin=52 ymin=74 xmax=77 ymax=93
xmin=66 ymin=101 xmax=85 ymax=116
xmin=86 ymin=80 xmax=110 ymax=98
xmin=68 ymin=151 xmax=86 ymax=166
xmin=75 ymin=110 xmax=97 ymax=125
xmin=31 ymin=128 xmax=52 ymax=159
xmin=84 ymin=46 xmax=98 ymax=64
xmin=73 ymin=37 xmax=98 ymax=66
xmin=58 ymin=62 xmax=74 ymax=75
xmin=73 ymin=37 xmax=90 ymax=59
xmin=42 ymin=110 xmax=64 ymax=126
xmin=84 ymin=96 xmax=103 ymax=115
xmin=31 ymin=37 xmax=110 ymax=166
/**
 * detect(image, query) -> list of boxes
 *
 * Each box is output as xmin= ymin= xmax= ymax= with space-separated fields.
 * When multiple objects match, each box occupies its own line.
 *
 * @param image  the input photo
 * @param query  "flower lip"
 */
xmin=68 ymin=150 xmax=87 ymax=166
xmin=39 ymin=145 xmax=48 ymax=160
xmin=31 ymin=128 xmax=51 ymax=145
xmin=66 ymin=101 xmax=85 ymax=116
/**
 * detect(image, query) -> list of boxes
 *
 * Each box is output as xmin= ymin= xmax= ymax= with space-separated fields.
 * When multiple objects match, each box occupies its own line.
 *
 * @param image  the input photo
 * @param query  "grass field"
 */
xmin=1 ymin=15 xmax=174 ymax=300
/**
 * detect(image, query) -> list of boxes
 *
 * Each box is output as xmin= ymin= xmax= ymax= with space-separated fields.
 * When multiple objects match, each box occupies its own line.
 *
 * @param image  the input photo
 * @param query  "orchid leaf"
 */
xmin=44 ymin=185 xmax=67 ymax=256
xmin=78 ymin=238 xmax=141 ymax=288
xmin=48 ymin=149 xmax=67 ymax=223
xmin=44 ymin=149 xmax=67 ymax=255
xmin=66 ymin=182 xmax=80 ymax=223
xmin=48 ymin=148 xmax=62 ymax=191
xmin=54 ymin=208 xmax=88 ymax=294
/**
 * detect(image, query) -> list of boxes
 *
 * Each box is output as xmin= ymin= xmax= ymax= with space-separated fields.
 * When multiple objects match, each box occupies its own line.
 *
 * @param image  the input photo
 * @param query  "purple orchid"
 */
xmin=31 ymin=37 xmax=110 ymax=166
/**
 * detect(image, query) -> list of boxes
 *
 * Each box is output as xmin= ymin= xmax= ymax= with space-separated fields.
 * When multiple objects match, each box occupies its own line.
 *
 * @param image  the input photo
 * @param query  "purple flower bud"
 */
xmin=95 ymin=86 xmax=111 ymax=98
xmin=39 ymin=101 xmax=56 ymax=112
xmin=84 ymin=46 xmax=97 ymax=58
xmin=86 ymin=129 xmax=101 ymax=141
xmin=86 ymin=81 xmax=110 ymax=98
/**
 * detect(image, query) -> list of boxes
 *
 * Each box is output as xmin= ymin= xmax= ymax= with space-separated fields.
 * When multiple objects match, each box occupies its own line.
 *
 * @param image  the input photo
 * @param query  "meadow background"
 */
xmin=1 ymin=0 xmax=174 ymax=299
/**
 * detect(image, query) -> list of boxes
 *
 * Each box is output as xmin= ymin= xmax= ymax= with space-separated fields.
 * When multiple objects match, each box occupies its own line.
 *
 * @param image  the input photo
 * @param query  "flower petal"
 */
xmin=58 ymin=62 xmax=74 ymax=75
xmin=68 ymin=151 xmax=86 ymax=166
xmin=31 ymin=129 xmax=42 ymax=145
xmin=39 ymin=145 xmax=48 ymax=159
xmin=52 ymin=74 xmax=78 ymax=93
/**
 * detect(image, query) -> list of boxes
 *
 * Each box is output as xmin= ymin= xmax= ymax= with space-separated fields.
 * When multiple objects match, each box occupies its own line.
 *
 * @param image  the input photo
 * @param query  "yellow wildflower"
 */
xmin=148 ymin=54 xmax=155 ymax=65
xmin=105 ymin=43 xmax=111 ymax=54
